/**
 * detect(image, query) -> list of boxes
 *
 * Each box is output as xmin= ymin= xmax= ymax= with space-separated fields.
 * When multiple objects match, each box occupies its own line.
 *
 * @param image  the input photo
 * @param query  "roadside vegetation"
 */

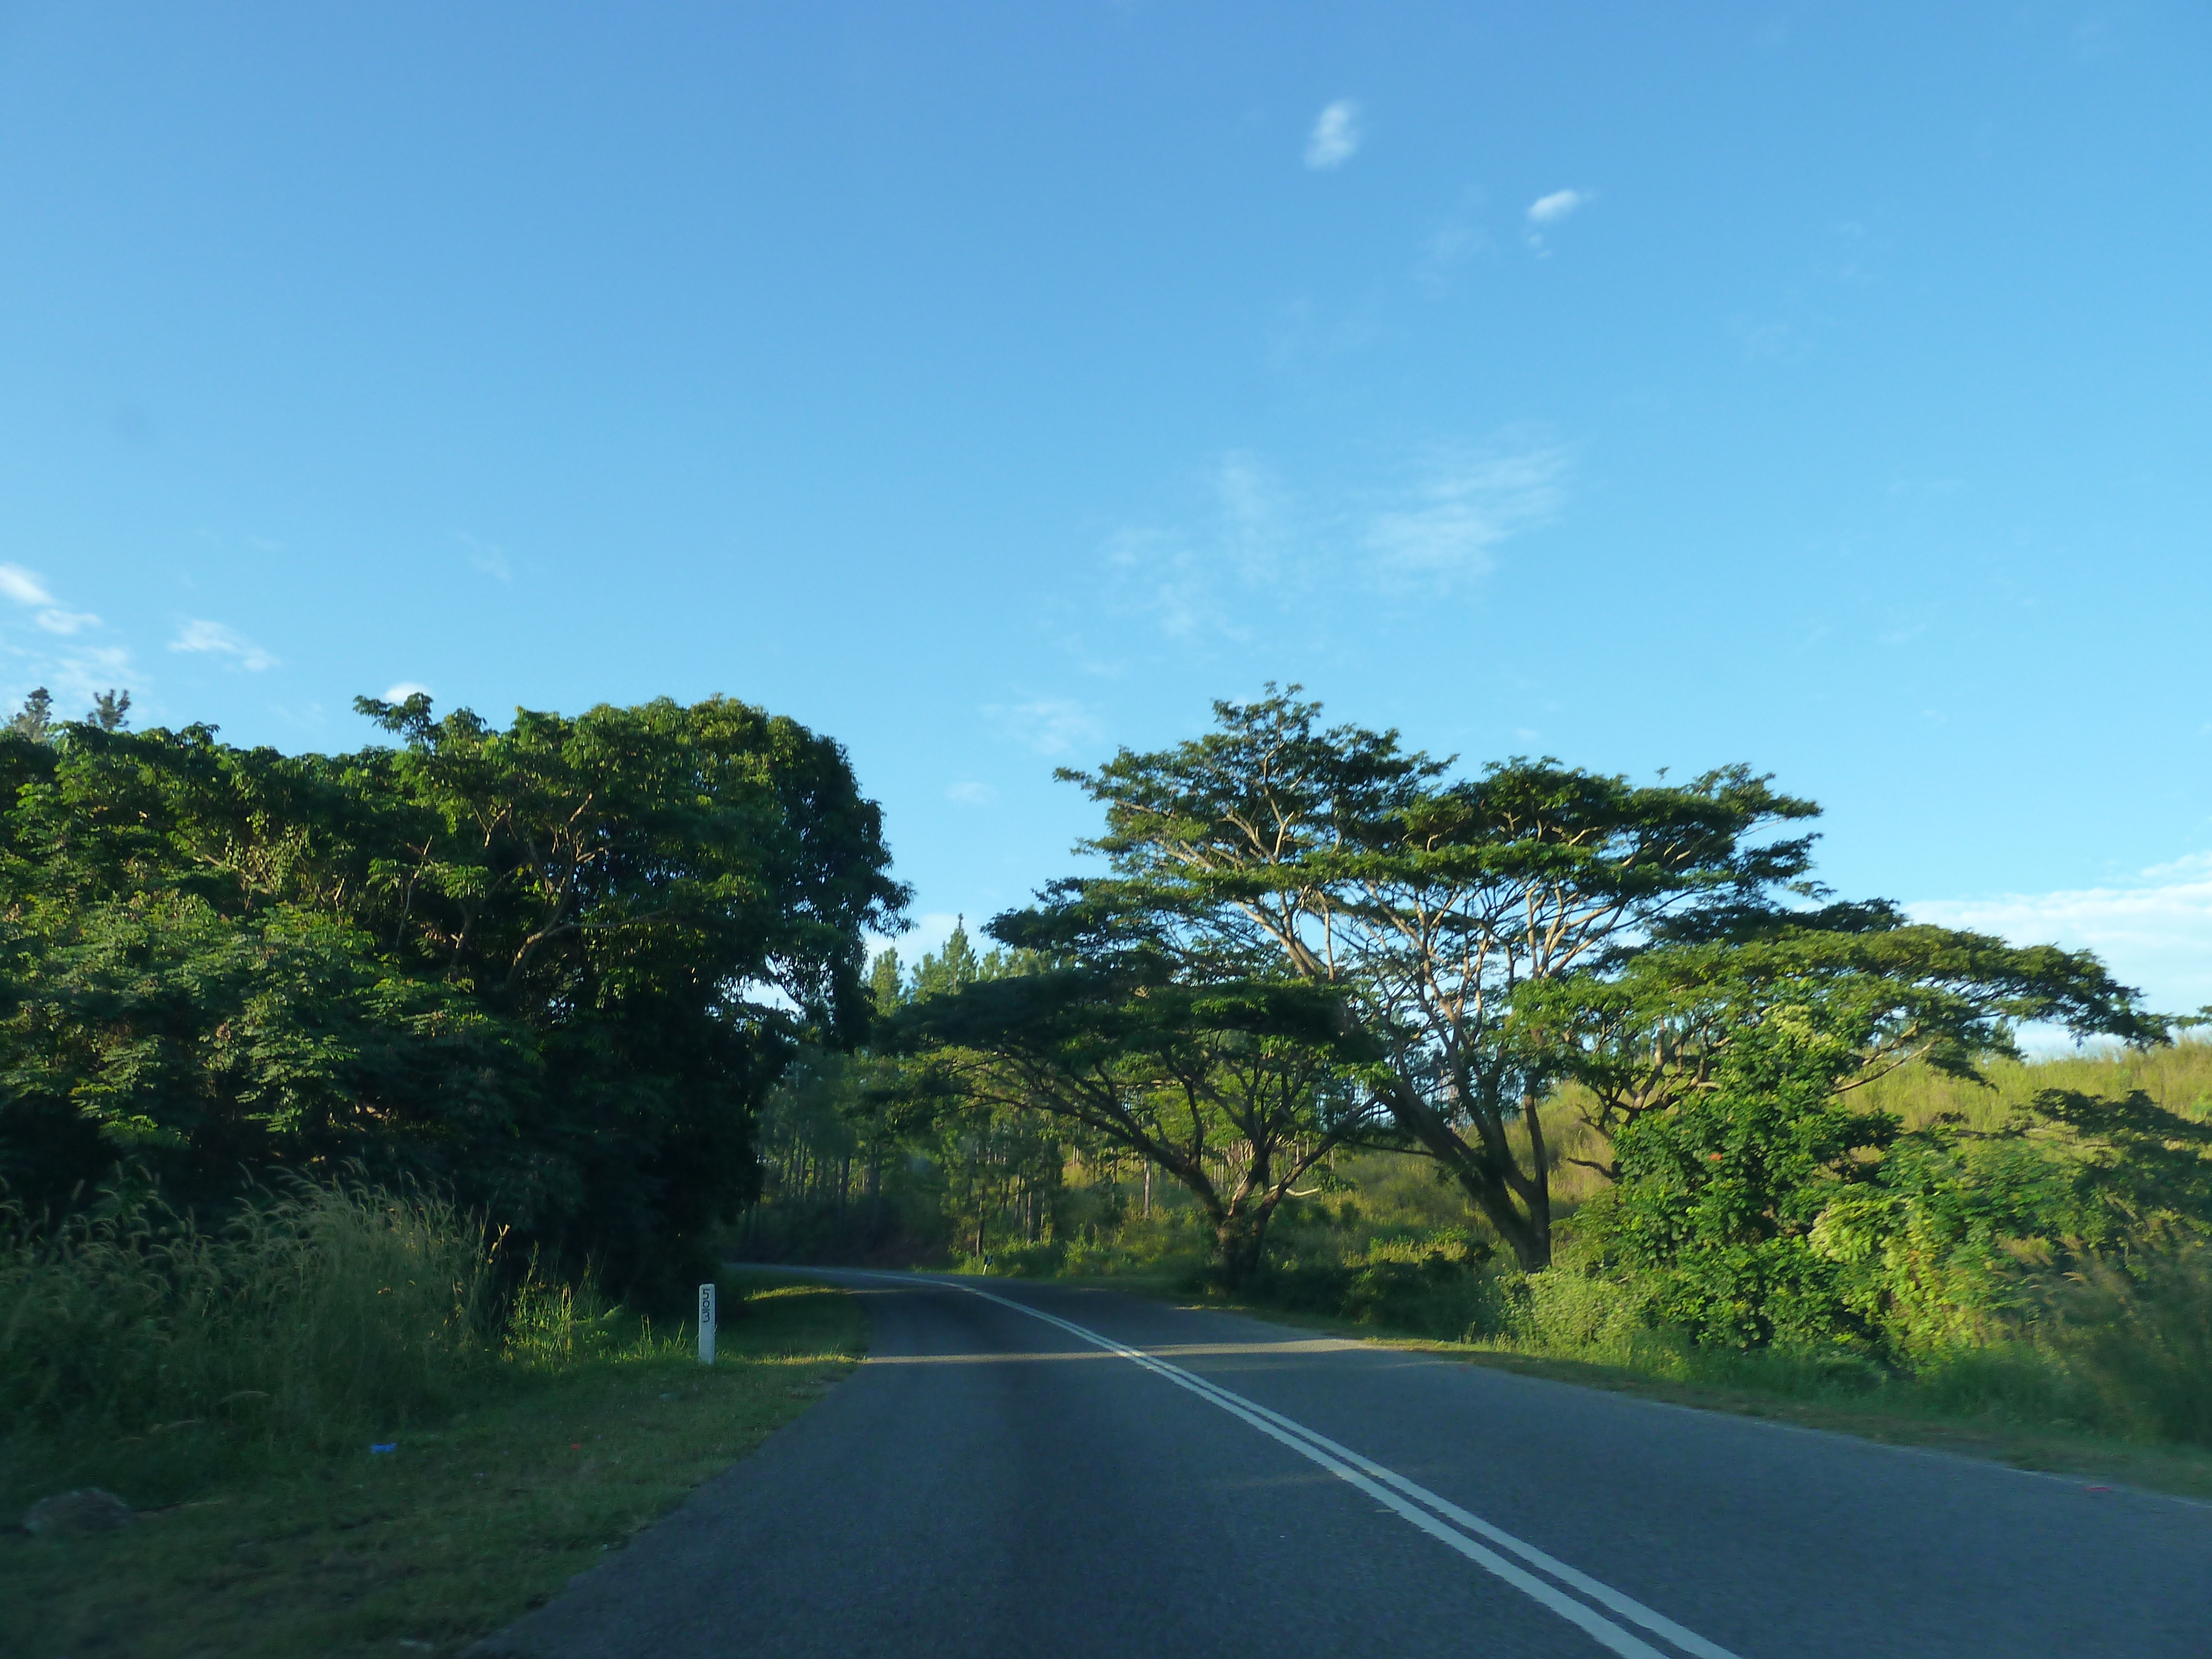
xmin=740 ymin=689 xmax=2212 ymax=1473
xmin=0 ymin=686 xmax=904 ymax=1297
xmin=0 ymin=1169 xmax=862 ymax=1656
xmin=0 ymin=688 xmax=889 ymax=1654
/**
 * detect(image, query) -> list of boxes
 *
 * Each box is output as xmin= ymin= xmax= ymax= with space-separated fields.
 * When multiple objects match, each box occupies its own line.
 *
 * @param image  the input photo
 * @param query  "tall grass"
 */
xmin=1 ymin=1176 xmax=497 ymax=1454
xmin=1855 ymin=1036 xmax=2212 ymax=1131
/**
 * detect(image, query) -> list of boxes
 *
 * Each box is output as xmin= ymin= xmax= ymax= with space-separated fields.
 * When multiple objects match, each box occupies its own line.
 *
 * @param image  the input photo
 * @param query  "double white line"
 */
xmin=862 ymin=1272 xmax=1742 ymax=1659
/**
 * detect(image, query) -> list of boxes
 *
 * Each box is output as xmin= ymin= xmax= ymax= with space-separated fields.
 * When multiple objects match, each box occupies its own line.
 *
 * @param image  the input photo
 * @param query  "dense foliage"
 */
xmin=0 ymin=693 xmax=904 ymax=1284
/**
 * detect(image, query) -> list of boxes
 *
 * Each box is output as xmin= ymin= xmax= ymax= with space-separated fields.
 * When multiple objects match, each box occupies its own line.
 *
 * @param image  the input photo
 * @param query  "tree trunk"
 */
xmin=1388 ymin=1079 xmax=1551 ymax=1269
xmin=1212 ymin=1207 xmax=1270 ymax=1288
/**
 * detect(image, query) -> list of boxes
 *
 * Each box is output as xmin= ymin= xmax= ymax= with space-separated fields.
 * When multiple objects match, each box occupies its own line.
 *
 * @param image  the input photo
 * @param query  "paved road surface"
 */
xmin=476 ymin=1272 xmax=2212 ymax=1658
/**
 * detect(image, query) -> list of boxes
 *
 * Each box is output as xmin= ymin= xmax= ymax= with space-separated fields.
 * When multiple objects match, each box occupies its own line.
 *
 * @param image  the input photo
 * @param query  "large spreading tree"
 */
xmin=1041 ymin=688 xmax=2157 ymax=1270
xmin=885 ymin=912 xmax=1382 ymax=1282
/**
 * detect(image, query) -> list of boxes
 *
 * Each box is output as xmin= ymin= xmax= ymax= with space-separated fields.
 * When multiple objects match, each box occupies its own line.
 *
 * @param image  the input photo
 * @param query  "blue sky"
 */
xmin=4 ymin=3 xmax=2210 ymax=1012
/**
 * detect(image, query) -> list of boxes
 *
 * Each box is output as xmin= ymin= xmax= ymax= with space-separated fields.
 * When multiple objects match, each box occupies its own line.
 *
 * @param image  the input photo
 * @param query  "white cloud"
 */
xmin=983 ymin=697 xmax=1104 ymax=758
xmin=1526 ymin=188 xmax=1590 ymax=224
xmin=0 ymin=565 xmax=56 ymax=607
xmin=170 ymin=619 xmax=278 ymax=672
xmin=1304 ymin=100 xmax=1362 ymax=170
xmin=945 ymin=780 xmax=999 ymax=806
xmin=1523 ymin=190 xmax=1595 ymax=257
xmin=383 ymin=681 xmax=432 ymax=703
xmin=0 ymin=566 xmax=111 ymax=664
xmin=5 ymin=644 xmax=137 ymax=719
xmin=1912 ymin=855 xmax=2212 ymax=1019
xmin=1363 ymin=441 xmax=1569 ymax=585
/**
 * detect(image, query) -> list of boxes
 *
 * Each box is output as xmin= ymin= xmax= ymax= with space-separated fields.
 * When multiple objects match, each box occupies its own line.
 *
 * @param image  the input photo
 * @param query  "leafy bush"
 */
xmin=969 ymin=1240 xmax=1067 ymax=1278
xmin=1593 ymin=1007 xmax=1886 ymax=1350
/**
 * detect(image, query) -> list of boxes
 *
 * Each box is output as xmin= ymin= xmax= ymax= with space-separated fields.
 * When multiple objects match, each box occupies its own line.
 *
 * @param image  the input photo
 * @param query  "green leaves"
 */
xmin=1580 ymin=996 xmax=2212 ymax=1357
xmin=0 ymin=694 xmax=905 ymax=1287
xmin=1520 ymin=919 xmax=2162 ymax=1164
xmin=1033 ymin=687 xmax=1836 ymax=1267
xmin=879 ymin=910 xmax=1385 ymax=1283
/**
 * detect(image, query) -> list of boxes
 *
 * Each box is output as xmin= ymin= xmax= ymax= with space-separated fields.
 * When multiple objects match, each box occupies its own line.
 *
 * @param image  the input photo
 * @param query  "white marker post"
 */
xmin=697 ymin=1281 xmax=717 ymax=1367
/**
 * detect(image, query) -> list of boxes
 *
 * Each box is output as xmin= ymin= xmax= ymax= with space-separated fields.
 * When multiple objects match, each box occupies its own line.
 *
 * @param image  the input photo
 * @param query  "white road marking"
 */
xmin=855 ymin=1271 xmax=1743 ymax=1659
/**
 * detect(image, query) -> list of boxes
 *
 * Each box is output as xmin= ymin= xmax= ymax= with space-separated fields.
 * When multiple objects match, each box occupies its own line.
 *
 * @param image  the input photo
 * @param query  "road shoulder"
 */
xmin=1 ymin=1275 xmax=867 ymax=1659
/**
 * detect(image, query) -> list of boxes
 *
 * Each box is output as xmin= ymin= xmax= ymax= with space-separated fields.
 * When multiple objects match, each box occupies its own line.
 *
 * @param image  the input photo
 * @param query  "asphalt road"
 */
xmin=475 ymin=1272 xmax=2212 ymax=1658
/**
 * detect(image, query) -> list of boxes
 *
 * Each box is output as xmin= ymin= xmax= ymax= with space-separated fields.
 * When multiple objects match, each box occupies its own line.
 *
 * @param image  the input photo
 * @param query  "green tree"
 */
xmin=1590 ymin=1004 xmax=1890 ymax=1348
xmin=1045 ymin=687 xmax=1824 ymax=1269
xmin=0 ymin=693 xmax=905 ymax=1286
xmin=1586 ymin=996 xmax=2211 ymax=1355
xmin=1809 ymin=1087 xmax=2212 ymax=1355
xmin=1517 ymin=918 xmax=2162 ymax=1181
xmin=6 ymin=687 xmax=53 ymax=744
xmin=887 ymin=911 xmax=1381 ymax=1283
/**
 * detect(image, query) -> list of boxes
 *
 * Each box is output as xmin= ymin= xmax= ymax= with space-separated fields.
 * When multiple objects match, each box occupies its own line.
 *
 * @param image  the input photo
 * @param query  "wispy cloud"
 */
xmin=1732 ymin=315 xmax=1811 ymax=363
xmin=1912 ymin=855 xmax=2212 ymax=1020
xmin=1415 ymin=199 xmax=1491 ymax=294
xmin=0 ymin=562 xmax=102 ymax=635
xmin=1363 ymin=440 xmax=1570 ymax=586
xmin=1304 ymin=100 xmax=1361 ymax=170
xmin=170 ymin=619 xmax=278 ymax=672
xmin=945 ymin=780 xmax=999 ymax=806
xmin=1098 ymin=434 xmax=1570 ymax=638
xmin=455 ymin=531 xmax=511 ymax=582
xmin=1103 ymin=451 xmax=1294 ymax=641
xmin=1526 ymin=189 xmax=1590 ymax=225
xmin=983 ymin=697 xmax=1104 ymax=758
xmin=2 ymin=642 xmax=136 ymax=719
xmin=383 ymin=681 xmax=432 ymax=703
xmin=0 ymin=566 xmax=54 ymax=607
xmin=1524 ymin=188 xmax=1594 ymax=256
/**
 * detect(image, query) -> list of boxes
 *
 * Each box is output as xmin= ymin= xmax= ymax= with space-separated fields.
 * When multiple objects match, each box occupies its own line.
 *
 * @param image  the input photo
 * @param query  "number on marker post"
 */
xmin=698 ymin=1282 xmax=717 ymax=1366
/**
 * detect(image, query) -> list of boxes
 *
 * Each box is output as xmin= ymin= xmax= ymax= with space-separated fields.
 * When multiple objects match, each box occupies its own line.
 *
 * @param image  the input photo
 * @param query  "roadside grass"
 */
xmin=1025 ymin=1270 xmax=2212 ymax=1504
xmin=0 ymin=1275 xmax=865 ymax=1659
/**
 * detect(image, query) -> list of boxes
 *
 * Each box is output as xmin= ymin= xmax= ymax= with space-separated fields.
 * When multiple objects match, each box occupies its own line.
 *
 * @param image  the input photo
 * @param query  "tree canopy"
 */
xmin=1036 ymin=687 xmax=2161 ymax=1269
xmin=884 ymin=917 xmax=1380 ymax=1281
xmin=0 ymin=692 xmax=905 ymax=1286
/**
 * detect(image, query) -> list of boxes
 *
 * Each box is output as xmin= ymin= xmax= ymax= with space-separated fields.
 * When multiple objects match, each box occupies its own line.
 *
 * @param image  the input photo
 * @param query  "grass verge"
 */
xmin=1036 ymin=1271 xmax=2212 ymax=1504
xmin=1 ymin=1275 xmax=865 ymax=1659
